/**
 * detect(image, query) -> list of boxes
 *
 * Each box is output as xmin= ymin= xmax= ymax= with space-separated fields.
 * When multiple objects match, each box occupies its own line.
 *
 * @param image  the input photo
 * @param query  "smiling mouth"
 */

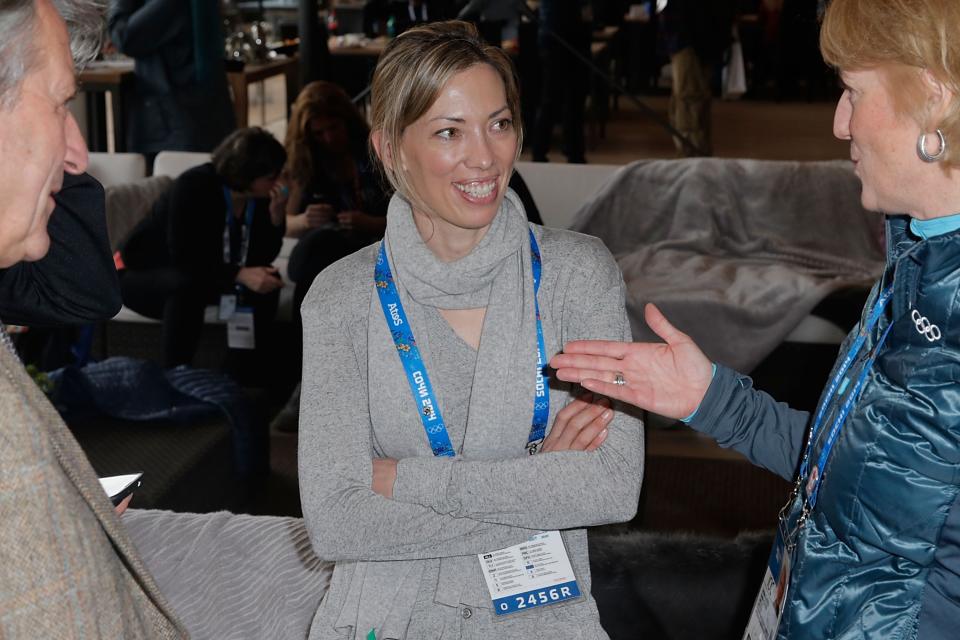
xmin=454 ymin=178 xmax=498 ymax=200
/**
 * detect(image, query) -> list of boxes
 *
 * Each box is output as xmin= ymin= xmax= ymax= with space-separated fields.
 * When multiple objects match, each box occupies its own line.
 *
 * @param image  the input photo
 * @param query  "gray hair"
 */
xmin=53 ymin=0 xmax=106 ymax=68
xmin=0 ymin=0 xmax=105 ymax=109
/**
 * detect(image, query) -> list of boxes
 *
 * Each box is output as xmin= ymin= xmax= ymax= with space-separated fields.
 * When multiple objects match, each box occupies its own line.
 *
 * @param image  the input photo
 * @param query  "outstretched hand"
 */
xmin=549 ymin=304 xmax=713 ymax=420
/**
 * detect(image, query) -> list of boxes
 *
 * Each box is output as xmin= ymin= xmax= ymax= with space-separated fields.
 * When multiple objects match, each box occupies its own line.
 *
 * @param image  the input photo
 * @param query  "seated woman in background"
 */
xmin=298 ymin=21 xmax=642 ymax=639
xmin=284 ymin=81 xmax=391 ymax=311
xmin=116 ymin=127 xmax=288 ymax=377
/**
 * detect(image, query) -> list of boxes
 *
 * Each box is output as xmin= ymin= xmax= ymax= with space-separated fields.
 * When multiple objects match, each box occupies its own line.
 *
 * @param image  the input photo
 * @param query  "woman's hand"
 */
xmin=236 ymin=265 xmax=284 ymax=294
xmin=286 ymin=204 xmax=337 ymax=238
xmin=268 ymin=181 xmax=290 ymax=226
xmin=372 ymin=458 xmax=398 ymax=498
xmin=305 ymin=203 xmax=336 ymax=227
xmin=337 ymin=210 xmax=385 ymax=234
xmin=541 ymin=393 xmax=612 ymax=452
xmin=549 ymin=303 xmax=713 ymax=420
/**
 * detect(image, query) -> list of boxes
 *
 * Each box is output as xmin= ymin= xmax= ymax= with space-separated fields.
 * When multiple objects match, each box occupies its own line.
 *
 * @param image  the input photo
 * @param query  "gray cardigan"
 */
xmin=299 ymin=225 xmax=643 ymax=639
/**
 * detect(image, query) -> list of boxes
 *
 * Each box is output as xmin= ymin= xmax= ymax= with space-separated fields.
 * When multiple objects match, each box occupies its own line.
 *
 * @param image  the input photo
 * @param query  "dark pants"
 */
xmin=119 ymin=267 xmax=279 ymax=376
xmin=289 ymin=228 xmax=374 ymax=312
xmin=531 ymin=40 xmax=589 ymax=163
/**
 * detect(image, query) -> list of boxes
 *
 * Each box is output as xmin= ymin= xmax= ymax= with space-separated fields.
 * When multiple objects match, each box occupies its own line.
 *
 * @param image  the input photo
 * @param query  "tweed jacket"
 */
xmin=0 ymin=345 xmax=186 ymax=638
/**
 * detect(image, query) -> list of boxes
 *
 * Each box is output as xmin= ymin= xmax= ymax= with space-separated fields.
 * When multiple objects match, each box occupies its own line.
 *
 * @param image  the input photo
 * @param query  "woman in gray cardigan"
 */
xmin=298 ymin=21 xmax=643 ymax=640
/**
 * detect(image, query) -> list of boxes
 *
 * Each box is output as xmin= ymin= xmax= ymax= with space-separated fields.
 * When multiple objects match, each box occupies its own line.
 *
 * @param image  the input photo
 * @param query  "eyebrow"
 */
xmin=428 ymin=105 xmax=510 ymax=124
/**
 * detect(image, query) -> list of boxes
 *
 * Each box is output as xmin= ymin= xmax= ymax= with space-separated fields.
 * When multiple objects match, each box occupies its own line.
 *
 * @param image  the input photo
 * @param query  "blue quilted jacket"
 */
xmin=692 ymin=215 xmax=960 ymax=638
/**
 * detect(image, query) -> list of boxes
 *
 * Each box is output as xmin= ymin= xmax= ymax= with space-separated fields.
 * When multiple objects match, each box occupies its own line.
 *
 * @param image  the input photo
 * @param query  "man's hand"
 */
xmin=550 ymin=303 xmax=713 ymax=419
xmin=235 ymin=265 xmax=283 ymax=294
xmin=372 ymin=458 xmax=398 ymax=498
xmin=114 ymin=493 xmax=133 ymax=516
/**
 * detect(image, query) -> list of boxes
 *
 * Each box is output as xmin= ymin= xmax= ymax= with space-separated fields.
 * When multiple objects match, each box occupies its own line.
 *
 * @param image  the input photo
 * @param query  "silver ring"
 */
xmin=613 ymin=372 xmax=626 ymax=386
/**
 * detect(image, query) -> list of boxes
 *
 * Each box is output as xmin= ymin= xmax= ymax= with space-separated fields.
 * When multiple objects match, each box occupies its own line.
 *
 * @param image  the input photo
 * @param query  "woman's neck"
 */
xmin=907 ymin=167 xmax=960 ymax=220
xmin=412 ymin=209 xmax=489 ymax=262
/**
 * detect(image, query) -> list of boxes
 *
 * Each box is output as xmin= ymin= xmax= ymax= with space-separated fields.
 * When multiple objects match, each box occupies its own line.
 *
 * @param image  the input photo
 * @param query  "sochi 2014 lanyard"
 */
xmin=222 ymin=186 xmax=255 ymax=267
xmin=796 ymin=284 xmax=895 ymax=511
xmin=374 ymin=229 xmax=549 ymax=458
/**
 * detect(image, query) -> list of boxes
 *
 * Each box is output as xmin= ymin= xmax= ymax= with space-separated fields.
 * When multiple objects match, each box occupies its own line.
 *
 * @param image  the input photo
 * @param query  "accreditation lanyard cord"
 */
xmin=222 ymin=186 xmax=255 ymax=269
xmin=374 ymin=229 xmax=549 ymax=458
xmin=797 ymin=285 xmax=895 ymax=510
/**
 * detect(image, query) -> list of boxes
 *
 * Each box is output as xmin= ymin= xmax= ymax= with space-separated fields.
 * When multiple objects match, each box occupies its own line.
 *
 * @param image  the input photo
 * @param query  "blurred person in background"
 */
xmin=116 ymin=127 xmax=288 ymax=379
xmin=108 ymin=0 xmax=236 ymax=165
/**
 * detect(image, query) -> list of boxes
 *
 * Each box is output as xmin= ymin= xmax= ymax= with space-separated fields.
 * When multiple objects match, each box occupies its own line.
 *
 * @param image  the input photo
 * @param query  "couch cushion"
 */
xmin=104 ymin=175 xmax=173 ymax=251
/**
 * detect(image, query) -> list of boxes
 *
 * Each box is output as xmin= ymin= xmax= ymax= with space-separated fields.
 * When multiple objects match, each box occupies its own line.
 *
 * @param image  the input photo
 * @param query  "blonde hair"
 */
xmin=284 ymin=81 xmax=371 ymax=187
xmin=820 ymin=0 xmax=960 ymax=167
xmin=369 ymin=20 xmax=522 ymax=202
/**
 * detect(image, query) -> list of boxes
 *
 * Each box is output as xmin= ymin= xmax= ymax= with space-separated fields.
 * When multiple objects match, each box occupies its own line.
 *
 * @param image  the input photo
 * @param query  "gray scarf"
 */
xmin=336 ymin=189 xmax=542 ymax=639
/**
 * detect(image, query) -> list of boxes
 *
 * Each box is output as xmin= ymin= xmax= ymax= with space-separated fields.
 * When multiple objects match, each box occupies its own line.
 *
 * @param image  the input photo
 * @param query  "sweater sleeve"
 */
xmin=391 ymin=236 xmax=644 ymax=530
xmin=249 ymin=200 xmax=284 ymax=265
xmin=166 ymin=170 xmax=240 ymax=288
xmin=0 ymin=173 xmax=121 ymax=326
xmin=298 ymin=265 xmax=539 ymax=562
xmin=687 ymin=365 xmax=809 ymax=481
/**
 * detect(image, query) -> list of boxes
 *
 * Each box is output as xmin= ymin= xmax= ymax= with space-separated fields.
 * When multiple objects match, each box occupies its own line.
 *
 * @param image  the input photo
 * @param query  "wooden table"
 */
xmin=79 ymin=60 xmax=135 ymax=152
xmin=327 ymin=35 xmax=389 ymax=58
xmin=226 ymin=55 xmax=300 ymax=128
xmin=326 ymin=36 xmax=389 ymax=102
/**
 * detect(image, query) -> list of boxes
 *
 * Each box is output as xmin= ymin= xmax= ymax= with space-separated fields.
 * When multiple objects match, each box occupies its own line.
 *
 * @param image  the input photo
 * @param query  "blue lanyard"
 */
xmin=222 ymin=186 xmax=255 ymax=267
xmin=798 ymin=284 xmax=894 ymax=509
xmin=374 ymin=229 xmax=549 ymax=458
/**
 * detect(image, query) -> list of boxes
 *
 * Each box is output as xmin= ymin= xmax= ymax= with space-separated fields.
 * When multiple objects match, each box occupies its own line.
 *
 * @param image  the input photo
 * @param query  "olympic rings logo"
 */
xmin=911 ymin=309 xmax=942 ymax=342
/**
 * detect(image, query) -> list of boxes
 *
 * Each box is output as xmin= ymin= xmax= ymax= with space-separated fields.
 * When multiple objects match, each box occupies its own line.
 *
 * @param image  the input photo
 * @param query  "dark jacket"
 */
xmin=119 ymin=163 xmax=284 ymax=294
xmin=0 ymin=173 xmax=122 ymax=326
xmin=660 ymin=0 xmax=737 ymax=63
xmin=108 ymin=0 xmax=236 ymax=153
xmin=692 ymin=215 xmax=960 ymax=638
xmin=386 ymin=0 xmax=452 ymax=34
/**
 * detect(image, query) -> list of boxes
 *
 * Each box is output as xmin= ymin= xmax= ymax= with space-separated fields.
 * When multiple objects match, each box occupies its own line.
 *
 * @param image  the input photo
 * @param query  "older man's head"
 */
xmin=0 ymin=0 xmax=103 ymax=268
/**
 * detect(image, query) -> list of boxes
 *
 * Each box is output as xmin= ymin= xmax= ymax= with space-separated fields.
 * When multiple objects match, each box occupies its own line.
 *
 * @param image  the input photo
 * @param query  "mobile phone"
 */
xmin=99 ymin=473 xmax=143 ymax=506
xmin=308 ymin=192 xmax=340 ymax=230
xmin=307 ymin=191 xmax=333 ymax=207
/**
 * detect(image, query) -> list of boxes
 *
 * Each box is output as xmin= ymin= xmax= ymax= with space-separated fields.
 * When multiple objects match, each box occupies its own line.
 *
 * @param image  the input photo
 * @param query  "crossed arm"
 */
xmin=298 ymin=249 xmax=643 ymax=562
